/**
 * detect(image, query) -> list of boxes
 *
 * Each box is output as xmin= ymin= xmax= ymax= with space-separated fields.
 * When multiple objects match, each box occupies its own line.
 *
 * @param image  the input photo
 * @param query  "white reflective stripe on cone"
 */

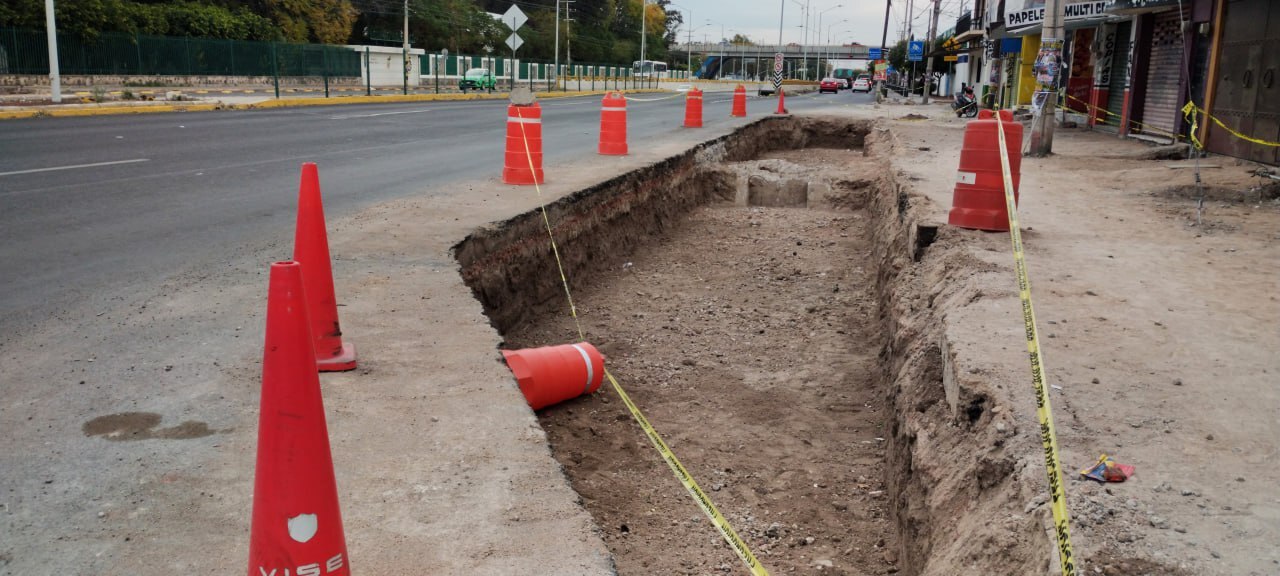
xmin=570 ymin=344 xmax=594 ymax=394
xmin=507 ymin=116 xmax=542 ymax=124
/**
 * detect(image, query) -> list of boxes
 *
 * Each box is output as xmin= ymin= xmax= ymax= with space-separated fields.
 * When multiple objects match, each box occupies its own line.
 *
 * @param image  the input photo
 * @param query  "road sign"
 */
xmin=868 ymin=47 xmax=882 ymax=59
xmin=773 ymin=52 xmax=784 ymax=73
xmin=908 ymin=41 xmax=924 ymax=61
xmin=502 ymin=5 xmax=528 ymax=31
xmin=506 ymin=33 xmax=523 ymax=52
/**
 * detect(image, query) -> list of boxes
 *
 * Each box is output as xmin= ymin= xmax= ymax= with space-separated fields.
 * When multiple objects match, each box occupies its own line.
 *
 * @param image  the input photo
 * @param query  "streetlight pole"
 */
xmin=640 ymin=0 xmax=647 ymax=78
xmin=402 ymin=0 xmax=409 ymax=95
xmin=790 ymin=0 xmax=807 ymax=80
xmin=825 ymin=20 xmax=846 ymax=77
xmin=816 ymin=5 xmax=842 ymax=80
xmin=554 ymin=0 xmax=560 ymax=86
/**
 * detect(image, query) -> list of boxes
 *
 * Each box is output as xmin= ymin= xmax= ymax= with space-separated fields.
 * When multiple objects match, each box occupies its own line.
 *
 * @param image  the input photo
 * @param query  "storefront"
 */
xmin=1107 ymin=0 xmax=1190 ymax=140
xmin=1203 ymin=0 xmax=1279 ymax=165
xmin=998 ymin=0 xmax=1115 ymax=111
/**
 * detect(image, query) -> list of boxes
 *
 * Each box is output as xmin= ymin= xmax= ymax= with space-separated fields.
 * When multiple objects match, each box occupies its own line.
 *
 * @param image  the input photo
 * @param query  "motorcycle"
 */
xmin=952 ymin=90 xmax=979 ymax=118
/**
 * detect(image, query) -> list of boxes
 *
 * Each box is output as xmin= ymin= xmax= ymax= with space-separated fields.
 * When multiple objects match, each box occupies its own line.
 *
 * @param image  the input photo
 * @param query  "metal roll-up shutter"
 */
xmin=1106 ymin=21 xmax=1134 ymax=129
xmin=1141 ymin=10 xmax=1186 ymax=136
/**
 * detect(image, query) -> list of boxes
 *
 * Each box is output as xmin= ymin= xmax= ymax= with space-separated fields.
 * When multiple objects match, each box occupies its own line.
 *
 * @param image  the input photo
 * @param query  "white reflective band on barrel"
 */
xmin=570 ymin=344 xmax=594 ymax=394
xmin=602 ymin=103 xmax=627 ymax=109
xmin=507 ymin=116 xmax=542 ymax=124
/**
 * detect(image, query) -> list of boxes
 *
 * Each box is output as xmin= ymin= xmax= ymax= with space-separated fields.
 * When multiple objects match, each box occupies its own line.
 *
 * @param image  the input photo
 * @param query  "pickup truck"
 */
xmin=459 ymin=68 xmax=496 ymax=93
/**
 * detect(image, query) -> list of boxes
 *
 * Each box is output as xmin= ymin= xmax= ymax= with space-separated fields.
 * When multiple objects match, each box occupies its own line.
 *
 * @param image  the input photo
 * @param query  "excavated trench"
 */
xmin=454 ymin=117 xmax=1050 ymax=576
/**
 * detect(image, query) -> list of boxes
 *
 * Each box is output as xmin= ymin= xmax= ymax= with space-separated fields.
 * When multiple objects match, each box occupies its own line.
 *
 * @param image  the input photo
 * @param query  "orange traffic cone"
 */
xmin=598 ymin=92 xmax=628 ymax=155
xmin=503 ymin=102 xmax=544 ymax=184
xmin=248 ymin=261 xmax=350 ymax=576
xmin=502 ymin=342 xmax=605 ymax=410
xmin=774 ymin=88 xmax=789 ymax=115
xmin=731 ymin=85 xmax=747 ymax=117
xmin=683 ymin=88 xmax=703 ymax=128
xmin=294 ymin=163 xmax=356 ymax=372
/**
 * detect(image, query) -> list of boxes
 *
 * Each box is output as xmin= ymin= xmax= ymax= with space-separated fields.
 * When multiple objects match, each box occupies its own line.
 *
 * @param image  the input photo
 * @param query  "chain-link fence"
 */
xmin=0 ymin=27 xmax=359 ymax=78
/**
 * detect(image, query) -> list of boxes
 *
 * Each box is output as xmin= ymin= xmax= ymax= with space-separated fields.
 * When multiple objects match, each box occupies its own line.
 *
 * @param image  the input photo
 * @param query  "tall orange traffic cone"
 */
xmin=294 ymin=163 xmax=357 ymax=372
xmin=731 ymin=85 xmax=747 ymax=117
xmin=598 ymin=92 xmax=628 ymax=155
xmin=683 ymin=88 xmax=703 ymax=128
xmin=774 ymin=88 xmax=789 ymax=115
xmin=248 ymin=261 xmax=350 ymax=576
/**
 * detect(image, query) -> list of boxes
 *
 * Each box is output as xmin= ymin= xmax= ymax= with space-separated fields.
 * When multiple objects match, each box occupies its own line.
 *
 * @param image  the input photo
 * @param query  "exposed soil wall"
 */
xmin=864 ymin=130 xmax=1052 ymax=576
xmin=454 ymin=116 xmax=1051 ymax=575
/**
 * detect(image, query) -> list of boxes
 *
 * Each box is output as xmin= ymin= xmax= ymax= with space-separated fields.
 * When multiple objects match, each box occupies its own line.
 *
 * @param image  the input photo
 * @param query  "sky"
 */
xmin=663 ymin=0 xmax=975 ymax=48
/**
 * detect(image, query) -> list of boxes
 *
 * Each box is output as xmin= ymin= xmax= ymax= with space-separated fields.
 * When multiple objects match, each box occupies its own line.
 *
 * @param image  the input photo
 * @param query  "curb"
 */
xmin=0 ymin=89 xmax=669 ymax=120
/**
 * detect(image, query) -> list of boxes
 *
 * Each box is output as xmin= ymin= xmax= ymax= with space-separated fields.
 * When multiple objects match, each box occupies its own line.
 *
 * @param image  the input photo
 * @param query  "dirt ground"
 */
xmin=507 ymin=147 xmax=898 ymax=575
xmin=887 ymin=112 xmax=1280 ymax=575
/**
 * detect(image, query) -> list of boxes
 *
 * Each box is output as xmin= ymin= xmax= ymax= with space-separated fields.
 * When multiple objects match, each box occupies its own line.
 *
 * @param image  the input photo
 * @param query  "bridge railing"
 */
xmin=672 ymin=43 xmax=871 ymax=58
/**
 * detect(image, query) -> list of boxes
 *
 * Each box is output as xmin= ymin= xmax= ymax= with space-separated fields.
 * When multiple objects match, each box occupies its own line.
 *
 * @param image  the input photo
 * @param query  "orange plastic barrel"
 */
xmin=503 ymin=102 xmax=544 ymax=185
xmin=684 ymin=88 xmax=703 ymax=128
xmin=598 ymin=92 xmax=628 ymax=155
xmin=948 ymin=109 xmax=1022 ymax=231
xmin=502 ymin=342 xmax=605 ymax=410
xmin=731 ymin=85 xmax=747 ymax=117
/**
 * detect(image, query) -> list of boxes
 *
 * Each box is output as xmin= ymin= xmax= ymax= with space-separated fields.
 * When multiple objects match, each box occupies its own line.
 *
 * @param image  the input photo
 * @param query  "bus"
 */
xmin=832 ymin=68 xmax=858 ymax=88
xmin=633 ymin=60 xmax=669 ymax=78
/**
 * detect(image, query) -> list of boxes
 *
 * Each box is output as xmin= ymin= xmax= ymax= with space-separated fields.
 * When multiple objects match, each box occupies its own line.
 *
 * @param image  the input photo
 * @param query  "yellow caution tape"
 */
xmin=511 ymin=105 xmax=770 ymax=576
xmin=1063 ymin=93 xmax=1181 ymax=142
xmin=1181 ymin=102 xmax=1204 ymax=150
xmin=603 ymin=370 xmax=770 ymax=576
xmin=1182 ymin=101 xmax=1280 ymax=148
xmin=992 ymin=111 xmax=1078 ymax=576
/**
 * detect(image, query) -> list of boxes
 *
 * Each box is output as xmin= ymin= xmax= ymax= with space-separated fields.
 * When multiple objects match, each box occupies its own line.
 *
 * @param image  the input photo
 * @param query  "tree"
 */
xmin=887 ymin=38 xmax=907 ymax=73
xmin=730 ymin=33 xmax=752 ymax=45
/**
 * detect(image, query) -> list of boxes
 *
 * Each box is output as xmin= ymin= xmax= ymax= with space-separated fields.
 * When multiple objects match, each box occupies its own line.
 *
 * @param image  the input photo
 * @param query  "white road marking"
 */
xmin=329 ymin=108 xmax=434 ymax=120
xmin=0 ymin=158 xmax=150 ymax=177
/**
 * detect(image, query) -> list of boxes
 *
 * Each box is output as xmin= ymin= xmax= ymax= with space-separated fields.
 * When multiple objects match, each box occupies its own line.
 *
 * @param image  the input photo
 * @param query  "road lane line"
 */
xmin=0 ymin=158 xmax=150 ymax=177
xmin=329 ymin=108 xmax=434 ymax=120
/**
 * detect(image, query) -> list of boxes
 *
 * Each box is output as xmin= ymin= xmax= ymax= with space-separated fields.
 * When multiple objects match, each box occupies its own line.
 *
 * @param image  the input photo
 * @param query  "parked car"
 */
xmin=819 ymin=78 xmax=842 ymax=94
xmin=459 ymin=68 xmax=496 ymax=93
xmin=758 ymin=84 xmax=776 ymax=96
xmin=851 ymin=77 xmax=872 ymax=93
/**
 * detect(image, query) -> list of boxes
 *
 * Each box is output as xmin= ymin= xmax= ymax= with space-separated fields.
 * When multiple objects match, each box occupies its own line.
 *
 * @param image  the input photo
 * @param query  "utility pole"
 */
xmin=1029 ymin=0 xmax=1064 ymax=155
xmin=921 ymin=0 xmax=939 ymax=104
xmin=876 ymin=0 xmax=890 ymax=99
xmin=404 ymin=0 xmax=409 ymax=94
xmin=44 ymin=0 xmax=60 ymax=103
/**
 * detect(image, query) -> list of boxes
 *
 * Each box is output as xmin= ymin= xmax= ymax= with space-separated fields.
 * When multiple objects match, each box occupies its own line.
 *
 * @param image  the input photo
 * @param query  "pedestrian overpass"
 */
xmin=670 ymin=42 xmax=872 ymax=80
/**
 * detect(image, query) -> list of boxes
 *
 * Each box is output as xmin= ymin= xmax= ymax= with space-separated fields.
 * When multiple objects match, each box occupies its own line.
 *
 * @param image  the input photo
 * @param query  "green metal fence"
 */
xmin=0 ymin=27 xmax=359 ymax=77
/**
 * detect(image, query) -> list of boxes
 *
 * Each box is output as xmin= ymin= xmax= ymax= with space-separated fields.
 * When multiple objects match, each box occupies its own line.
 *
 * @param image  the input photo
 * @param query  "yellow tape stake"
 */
xmin=992 ymin=111 xmax=1077 ymax=576
xmin=512 ymin=106 xmax=770 ymax=576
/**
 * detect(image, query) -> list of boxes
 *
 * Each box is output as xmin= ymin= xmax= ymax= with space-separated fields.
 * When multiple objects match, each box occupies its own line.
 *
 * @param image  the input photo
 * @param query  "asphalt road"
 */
xmin=0 ymin=89 xmax=870 ymax=329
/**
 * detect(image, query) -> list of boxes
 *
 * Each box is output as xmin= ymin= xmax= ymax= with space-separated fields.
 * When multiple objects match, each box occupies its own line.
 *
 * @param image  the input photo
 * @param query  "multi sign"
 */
xmin=1004 ymin=0 xmax=1109 ymax=34
xmin=773 ymin=52 xmax=784 ymax=89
